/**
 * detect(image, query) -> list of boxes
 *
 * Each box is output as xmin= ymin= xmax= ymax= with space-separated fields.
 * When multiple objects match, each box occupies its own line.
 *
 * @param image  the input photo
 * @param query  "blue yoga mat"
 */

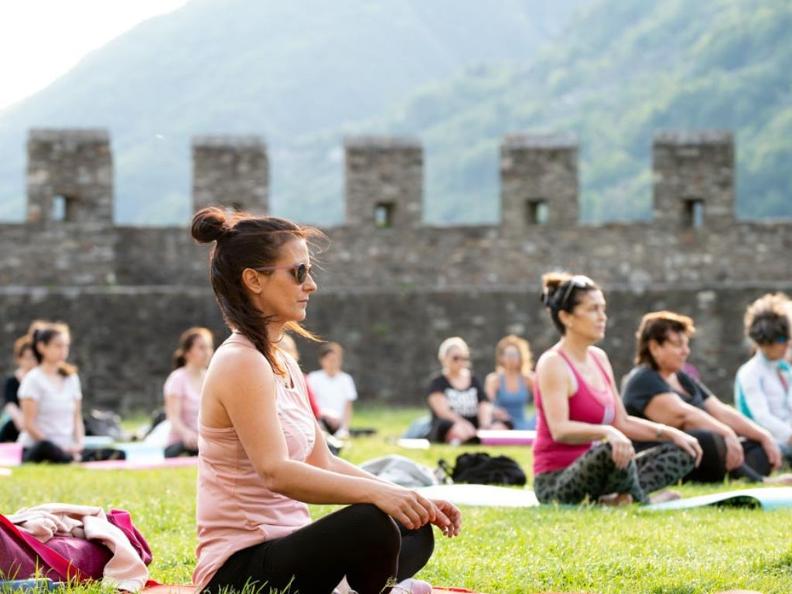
xmin=644 ymin=487 xmax=792 ymax=511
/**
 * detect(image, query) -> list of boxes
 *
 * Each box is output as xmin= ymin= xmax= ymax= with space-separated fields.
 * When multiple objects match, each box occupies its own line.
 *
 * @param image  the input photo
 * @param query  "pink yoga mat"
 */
xmin=81 ymin=457 xmax=197 ymax=470
xmin=143 ymin=584 xmax=483 ymax=594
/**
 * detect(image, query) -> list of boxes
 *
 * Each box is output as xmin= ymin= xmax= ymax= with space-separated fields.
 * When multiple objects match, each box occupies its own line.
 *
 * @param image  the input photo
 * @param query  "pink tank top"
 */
xmin=192 ymin=333 xmax=316 ymax=590
xmin=533 ymin=348 xmax=616 ymax=475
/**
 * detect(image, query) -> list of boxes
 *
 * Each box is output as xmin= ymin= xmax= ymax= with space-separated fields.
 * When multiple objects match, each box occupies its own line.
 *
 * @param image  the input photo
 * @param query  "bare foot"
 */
xmin=391 ymin=578 xmax=432 ymax=594
xmin=648 ymin=490 xmax=682 ymax=504
xmin=597 ymin=492 xmax=633 ymax=506
xmin=763 ymin=473 xmax=792 ymax=485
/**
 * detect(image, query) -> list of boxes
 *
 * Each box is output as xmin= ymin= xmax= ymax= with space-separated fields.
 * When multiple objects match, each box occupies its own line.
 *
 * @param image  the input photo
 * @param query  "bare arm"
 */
xmin=341 ymin=400 xmax=353 ymax=432
xmin=644 ymin=393 xmax=736 ymax=437
xmin=3 ymin=402 xmax=23 ymax=430
xmin=477 ymin=399 xmax=496 ymax=429
xmin=484 ymin=373 xmax=498 ymax=402
xmin=165 ymin=393 xmax=198 ymax=445
xmin=704 ymin=396 xmax=773 ymax=443
xmin=20 ymin=399 xmax=45 ymax=441
xmin=211 ymin=348 xmax=440 ymax=530
xmin=72 ymin=404 xmax=84 ymax=449
xmin=427 ymin=392 xmax=467 ymax=424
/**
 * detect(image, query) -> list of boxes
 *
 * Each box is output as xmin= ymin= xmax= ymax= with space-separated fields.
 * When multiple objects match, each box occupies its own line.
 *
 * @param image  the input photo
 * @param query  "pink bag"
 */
xmin=0 ymin=510 xmax=151 ymax=582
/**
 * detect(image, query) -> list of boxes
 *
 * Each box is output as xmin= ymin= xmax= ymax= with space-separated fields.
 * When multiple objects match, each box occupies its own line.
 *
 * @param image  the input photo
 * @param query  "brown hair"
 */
xmin=318 ymin=341 xmax=343 ymax=360
xmin=31 ymin=322 xmax=77 ymax=377
xmin=743 ymin=293 xmax=790 ymax=346
xmin=172 ymin=327 xmax=214 ymax=369
xmin=540 ymin=272 xmax=601 ymax=335
xmin=191 ymin=207 xmax=321 ymax=376
xmin=634 ymin=311 xmax=696 ymax=369
xmin=495 ymin=335 xmax=533 ymax=375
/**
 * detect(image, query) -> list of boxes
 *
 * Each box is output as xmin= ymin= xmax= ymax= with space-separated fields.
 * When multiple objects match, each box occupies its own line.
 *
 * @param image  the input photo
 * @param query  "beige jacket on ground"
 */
xmin=8 ymin=503 xmax=149 ymax=592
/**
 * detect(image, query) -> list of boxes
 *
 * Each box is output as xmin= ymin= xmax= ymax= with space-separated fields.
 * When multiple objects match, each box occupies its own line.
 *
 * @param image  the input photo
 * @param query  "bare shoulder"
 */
xmin=536 ymin=349 xmax=565 ymax=375
xmin=206 ymin=342 xmax=274 ymax=392
xmin=589 ymin=346 xmax=613 ymax=368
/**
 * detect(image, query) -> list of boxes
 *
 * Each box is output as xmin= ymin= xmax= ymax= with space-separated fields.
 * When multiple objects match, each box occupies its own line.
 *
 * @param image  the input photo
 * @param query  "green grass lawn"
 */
xmin=2 ymin=406 xmax=792 ymax=594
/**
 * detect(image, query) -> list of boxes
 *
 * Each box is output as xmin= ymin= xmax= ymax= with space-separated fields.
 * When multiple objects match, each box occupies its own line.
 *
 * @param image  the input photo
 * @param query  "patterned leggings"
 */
xmin=534 ymin=442 xmax=695 ymax=504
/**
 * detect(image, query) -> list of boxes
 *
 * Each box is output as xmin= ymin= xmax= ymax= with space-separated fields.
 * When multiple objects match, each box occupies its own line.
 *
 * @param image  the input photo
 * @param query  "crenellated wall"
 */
xmin=1 ymin=128 xmax=790 ymax=411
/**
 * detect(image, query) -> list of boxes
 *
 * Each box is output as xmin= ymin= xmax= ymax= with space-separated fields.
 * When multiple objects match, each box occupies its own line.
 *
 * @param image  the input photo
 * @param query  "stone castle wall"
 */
xmin=1 ymin=128 xmax=790 ymax=411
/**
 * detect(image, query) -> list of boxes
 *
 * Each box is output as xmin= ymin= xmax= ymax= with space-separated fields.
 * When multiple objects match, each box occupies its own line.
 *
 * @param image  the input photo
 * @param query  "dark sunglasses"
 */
xmin=255 ymin=263 xmax=313 ymax=284
xmin=451 ymin=355 xmax=471 ymax=362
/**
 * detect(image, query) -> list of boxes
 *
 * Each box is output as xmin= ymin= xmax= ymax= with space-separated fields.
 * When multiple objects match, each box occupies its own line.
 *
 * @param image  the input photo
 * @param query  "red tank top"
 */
xmin=533 ymin=348 xmax=616 ymax=475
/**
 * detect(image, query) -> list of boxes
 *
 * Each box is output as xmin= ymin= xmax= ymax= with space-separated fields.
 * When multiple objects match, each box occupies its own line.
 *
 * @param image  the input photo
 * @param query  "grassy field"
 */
xmin=2 ymin=406 xmax=791 ymax=594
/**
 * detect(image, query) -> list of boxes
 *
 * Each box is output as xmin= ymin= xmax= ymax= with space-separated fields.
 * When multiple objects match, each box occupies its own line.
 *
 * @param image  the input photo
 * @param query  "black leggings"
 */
xmin=206 ymin=503 xmax=434 ymax=594
xmin=164 ymin=441 xmax=198 ymax=458
xmin=23 ymin=440 xmax=73 ymax=463
xmin=635 ymin=429 xmax=771 ymax=483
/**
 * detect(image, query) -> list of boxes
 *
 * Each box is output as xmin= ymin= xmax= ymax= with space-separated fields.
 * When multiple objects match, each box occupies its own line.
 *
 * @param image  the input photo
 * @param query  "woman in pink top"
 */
xmin=163 ymin=327 xmax=214 ymax=458
xmin=532 ymin=272 xmax=702 ymax=505
xmin=190 ymin=207 xmax=460 ymax=594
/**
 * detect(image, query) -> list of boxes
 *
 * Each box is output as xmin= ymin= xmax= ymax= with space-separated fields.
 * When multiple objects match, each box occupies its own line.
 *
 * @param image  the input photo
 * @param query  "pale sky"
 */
xmin=0 ymin=0 xmax=188 ymax=111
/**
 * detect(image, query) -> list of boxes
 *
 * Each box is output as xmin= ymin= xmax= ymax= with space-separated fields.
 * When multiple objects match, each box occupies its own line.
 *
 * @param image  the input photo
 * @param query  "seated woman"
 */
xmin=164 ymin=327 xmax=214 ymax=458
xmin=427 ymin=337 xmax=505 ymax=443
xmin=1 ymin=336 xmax=37 ymax=443
xmin=17 ymin=323 xmax=85 ymax=463
xmin=533 ymin=273 xmax=700 ymax=505
xmin=623 ymin=311 xmax=782 ymax=483
xmin=307 ymin=342 xmax=357 ymax=438
xmin=484 ymin=335 xmax=536 ymax=430
xmin=190 ymin=207 xmax=459 ymax=594
xmin=735 ymin=293 xmax=792 ymax=466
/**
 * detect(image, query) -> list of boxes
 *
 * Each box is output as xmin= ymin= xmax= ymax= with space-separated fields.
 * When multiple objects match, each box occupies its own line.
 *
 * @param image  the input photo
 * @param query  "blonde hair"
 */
xmin=495 ymin=335 xmax=533 ymax=375
xmin=437 ymin=337 xmax=469 ymax=364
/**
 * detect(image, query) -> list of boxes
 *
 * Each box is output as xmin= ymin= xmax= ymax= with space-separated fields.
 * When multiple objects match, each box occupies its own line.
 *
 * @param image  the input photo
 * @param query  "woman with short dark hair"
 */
xmin=623 ymin=310 xmax=783 ymax=482
xmin=532 ymin=273 xmax=700 ymax=505
xmin=735 ymin=293 xmax=792 ymax=466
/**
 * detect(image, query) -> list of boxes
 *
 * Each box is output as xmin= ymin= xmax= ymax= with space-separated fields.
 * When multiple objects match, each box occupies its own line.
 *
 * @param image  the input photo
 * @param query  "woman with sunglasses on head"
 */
xmin=623 ymin=311 xmax=783 ymax=483
xmin=533 ymin=273 xmax=701 ymax=505
xmin=426 ymin=337 xmax=505 ymax=444
xmin=163 ymin=327 xmax=214 ymax=458
xmin=17 ymin=323 xmax=86 ymax=463
xmin=735 ymin=294 xmax=792 ymax=467
xmin=190 ymin=208 xmax=460 ymax=594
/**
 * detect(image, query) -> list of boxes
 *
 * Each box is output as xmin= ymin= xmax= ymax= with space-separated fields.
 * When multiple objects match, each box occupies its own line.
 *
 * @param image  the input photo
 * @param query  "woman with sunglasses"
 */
xmin=426 ymin=337 xmax=504 ymax=444
xmin=190 ymin=207 xmax=459 ymax=594
xmin=736 ymin=294 xmax=792 ymax=467
xmin=623 ymin=310 xmax=783 ymax=483
xmin=533 ymin=273 xmax=701 ymax=505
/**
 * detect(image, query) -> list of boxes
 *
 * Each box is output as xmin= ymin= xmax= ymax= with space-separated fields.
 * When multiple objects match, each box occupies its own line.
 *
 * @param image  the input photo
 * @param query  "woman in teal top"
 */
xmin=485 ymin=335 xmax=536 ymax=430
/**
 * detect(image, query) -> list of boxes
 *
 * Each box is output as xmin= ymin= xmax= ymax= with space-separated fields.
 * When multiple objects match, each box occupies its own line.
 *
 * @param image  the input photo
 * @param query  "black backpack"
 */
xmin=440 ymin=452 xmax=527 ymax=486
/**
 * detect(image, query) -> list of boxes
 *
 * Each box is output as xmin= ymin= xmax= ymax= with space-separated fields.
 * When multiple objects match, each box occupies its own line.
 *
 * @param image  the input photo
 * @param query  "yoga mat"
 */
xmin=476 ymin=429 xmax=536 ymax=446
xmin=142 ymin=585 xmax=482 ymax=594
xmin=417 ymin=484 xmax=539 ymax=508
xmin=644 ymin=487 xmax=792 ymax=511
xmin=81 ymin=457 xmax=197 ymax=471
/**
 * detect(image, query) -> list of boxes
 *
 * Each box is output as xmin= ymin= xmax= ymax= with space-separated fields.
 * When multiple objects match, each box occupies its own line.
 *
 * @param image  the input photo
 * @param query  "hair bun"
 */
xmin=540 ymin=272 xmax=570 ymax=308
xmin=192 ymin=207 xmax=232 ymax=243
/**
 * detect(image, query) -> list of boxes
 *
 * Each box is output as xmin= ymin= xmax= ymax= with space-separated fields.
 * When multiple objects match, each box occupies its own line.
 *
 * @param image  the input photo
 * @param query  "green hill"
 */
xmin=368 ymin=0 xmax=792 ymax=222
xmin=0 ymin=0 xmax=582 ymax=224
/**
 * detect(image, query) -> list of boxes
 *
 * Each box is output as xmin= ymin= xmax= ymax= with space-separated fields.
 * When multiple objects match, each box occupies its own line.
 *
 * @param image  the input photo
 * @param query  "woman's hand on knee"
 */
xmin=430 ymin=499 xmax=461 ymax=537
xmin=373 ymin=486 xmax=435 ymax=530
xmin=604 ymin=427 xmax=634 ymax=469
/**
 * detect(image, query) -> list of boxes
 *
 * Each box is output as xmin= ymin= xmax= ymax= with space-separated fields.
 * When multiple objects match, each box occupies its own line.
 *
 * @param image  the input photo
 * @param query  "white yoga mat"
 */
xmin=417 ymin=483 xmax=539 ymax=508
xmin=644 ymin=487 xmax=792 ymax=511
